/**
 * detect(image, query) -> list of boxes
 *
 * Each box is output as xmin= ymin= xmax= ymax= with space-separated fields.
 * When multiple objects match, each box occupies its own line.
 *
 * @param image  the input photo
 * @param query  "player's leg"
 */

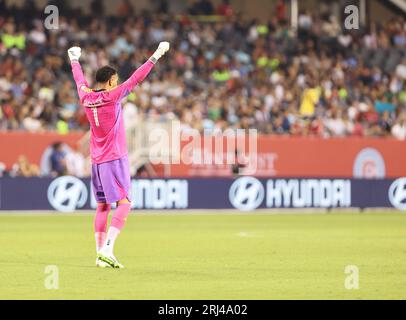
xmin=97 ymin=156 xmax=131 ymax=268
xmin=91 ymin=163 xmax=114 ymax=268
xmin=102 ymin=198 xmax=131 ymax=254
xmin=94 ymin=202 xmax=111 ymax=252
xmin=94 ymin=202 xmax=113 ymax=268
xmin=91 ymin=163 xmax=111 ymax=253
xmin=99 ymin=198 xmax=131 ymax=268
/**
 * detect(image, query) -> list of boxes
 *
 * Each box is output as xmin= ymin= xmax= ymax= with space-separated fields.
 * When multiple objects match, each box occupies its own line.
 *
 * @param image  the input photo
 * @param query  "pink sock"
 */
xmin=110 ymin=203 xmax=131 ymax=231
xmin=94 ymin=203 xmax=111 ymax=251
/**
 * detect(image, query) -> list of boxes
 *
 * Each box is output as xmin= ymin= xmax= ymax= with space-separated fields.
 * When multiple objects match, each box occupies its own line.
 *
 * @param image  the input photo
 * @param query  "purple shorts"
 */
xmin=91 ymin=156 xmax=131 ymax=204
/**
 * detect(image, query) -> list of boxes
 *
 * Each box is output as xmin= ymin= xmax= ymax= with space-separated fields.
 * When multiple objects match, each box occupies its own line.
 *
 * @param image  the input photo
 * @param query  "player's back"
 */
xmin=71 ymin=57 xmax=158 ymax=164
xmin=80 ymin=89 xmax=127 ymax=164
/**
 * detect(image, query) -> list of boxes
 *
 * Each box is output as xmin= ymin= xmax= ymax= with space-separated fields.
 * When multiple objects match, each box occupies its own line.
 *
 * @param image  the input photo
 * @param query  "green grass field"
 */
xmin=0 ymin=211 xmax=405 ymax=300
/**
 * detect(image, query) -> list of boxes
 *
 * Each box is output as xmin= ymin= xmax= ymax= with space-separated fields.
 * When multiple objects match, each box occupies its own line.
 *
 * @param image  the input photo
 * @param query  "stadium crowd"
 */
xmin=1 ymin=0 xmax=406 ymax=141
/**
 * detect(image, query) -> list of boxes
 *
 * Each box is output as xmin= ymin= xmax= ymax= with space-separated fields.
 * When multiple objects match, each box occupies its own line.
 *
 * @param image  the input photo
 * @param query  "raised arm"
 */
xmin=68 ymin=47 xmax=90 ymax=99
xmin=116 ymin=59 xmax=155 ymax=96
xmin=109 ymin=42 xmax=170 ymax=101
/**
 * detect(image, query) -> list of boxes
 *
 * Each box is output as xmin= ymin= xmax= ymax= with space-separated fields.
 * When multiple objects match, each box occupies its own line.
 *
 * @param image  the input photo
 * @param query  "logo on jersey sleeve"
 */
xmin=80 ymin=85 xmax=93 ymax=93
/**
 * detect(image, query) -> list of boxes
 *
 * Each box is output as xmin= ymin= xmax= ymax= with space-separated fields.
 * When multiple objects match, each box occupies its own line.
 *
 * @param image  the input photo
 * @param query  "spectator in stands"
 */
xmin=10 ymin=155 xmax=40 ymax=177
xmin=50 ymin=142 xmax=67 ymax=177
xmin=65 ymin=145 xmax=86 ymax=178
xmin=1 ymin=20 xmax=26 ymax=51
xmin=91 ymin=0 xmax=105 ymax=17
xmin=300 ymin=82 xmax=321 ymax=117
xmin=396 ymin=58 xmax=406 ymax=80
xmin=189 ymin=0 xmax=214 ymax=15
xmin=117 ymin=0 xmax=135 ymax=17
xmin=392 ymin=114 xmax=406 ymax=140
xmin=0 ymin=161 xmax=6 ymax=177
xmin=217 ymin=0 xmax=233 ymax=17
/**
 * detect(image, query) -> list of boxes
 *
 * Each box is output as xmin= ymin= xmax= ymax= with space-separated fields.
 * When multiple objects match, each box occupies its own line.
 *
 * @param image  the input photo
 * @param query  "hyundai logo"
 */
xmin=47 ymin=176 xmax=88 ymax=212
xmin=229 ymin=177 xmax=264 ymax=211
xmin=389 ymin=178 xmax=406 ymax=211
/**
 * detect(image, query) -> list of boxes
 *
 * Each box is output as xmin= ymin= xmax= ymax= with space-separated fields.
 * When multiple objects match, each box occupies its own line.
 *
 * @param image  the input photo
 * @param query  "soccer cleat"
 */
xmin=97 ymin=253 xmax=125 ymax=269
xmin=96 ymin=257 xmax=112 ymax=268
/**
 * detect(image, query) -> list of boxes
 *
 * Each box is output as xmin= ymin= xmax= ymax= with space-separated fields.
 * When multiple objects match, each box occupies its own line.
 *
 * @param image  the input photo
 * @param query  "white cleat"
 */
xmin=96 ymin=257 xmax=112 ymax=268
xmin=97 ymin=253 xmax=125 ymax=269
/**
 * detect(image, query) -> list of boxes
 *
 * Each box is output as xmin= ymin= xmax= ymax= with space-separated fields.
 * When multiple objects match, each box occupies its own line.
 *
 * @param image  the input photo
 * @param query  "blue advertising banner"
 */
xmin=0 ymin=176 xmax=405 ymax=212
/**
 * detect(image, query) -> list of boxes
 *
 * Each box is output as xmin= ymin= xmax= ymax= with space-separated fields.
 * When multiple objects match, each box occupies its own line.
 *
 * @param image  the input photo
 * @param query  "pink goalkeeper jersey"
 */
xmin=71 ymin=60 xmax=154 ymax=164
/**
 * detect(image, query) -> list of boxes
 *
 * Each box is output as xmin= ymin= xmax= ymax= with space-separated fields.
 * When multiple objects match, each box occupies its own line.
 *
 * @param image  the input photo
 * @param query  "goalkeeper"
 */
xmin=68 ymin=42 xmax=170 ymax=268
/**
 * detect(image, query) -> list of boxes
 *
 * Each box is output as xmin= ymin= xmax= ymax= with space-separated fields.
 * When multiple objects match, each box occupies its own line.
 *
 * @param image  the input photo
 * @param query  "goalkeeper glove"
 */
xmin=68 ymin=47 xmax=82 ymax=62
xmin=150 ymin=42 xmax=170 ymax=63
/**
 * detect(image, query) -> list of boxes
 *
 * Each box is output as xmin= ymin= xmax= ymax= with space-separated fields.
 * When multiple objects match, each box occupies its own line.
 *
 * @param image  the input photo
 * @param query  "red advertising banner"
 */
xmin=165 ymin=136 xmax=406 ymax=178
xmin=1 ymin=133 xmax=405 ymax=178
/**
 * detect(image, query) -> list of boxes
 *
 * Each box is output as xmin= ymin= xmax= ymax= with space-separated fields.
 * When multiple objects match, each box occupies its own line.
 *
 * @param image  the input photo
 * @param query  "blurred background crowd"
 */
xmin=2 ymin=0 xmax=406 ymax=137
xmin=1 ymin=0 xmax=406 ymax=176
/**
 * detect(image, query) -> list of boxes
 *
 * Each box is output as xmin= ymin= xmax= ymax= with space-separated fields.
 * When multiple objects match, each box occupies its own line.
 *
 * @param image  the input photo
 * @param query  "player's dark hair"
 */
xmin=95 ymin=66 xmax=117 ymax=83
xmin=52 ymin=142 xmax=63 ymax=151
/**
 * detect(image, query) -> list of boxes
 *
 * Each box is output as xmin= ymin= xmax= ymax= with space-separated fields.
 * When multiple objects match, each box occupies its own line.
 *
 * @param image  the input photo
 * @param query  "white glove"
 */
xmin=68 ymin=47 xmax=82 ymax=62
xmin=151 ymin=42 xmax=170 ymax=62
